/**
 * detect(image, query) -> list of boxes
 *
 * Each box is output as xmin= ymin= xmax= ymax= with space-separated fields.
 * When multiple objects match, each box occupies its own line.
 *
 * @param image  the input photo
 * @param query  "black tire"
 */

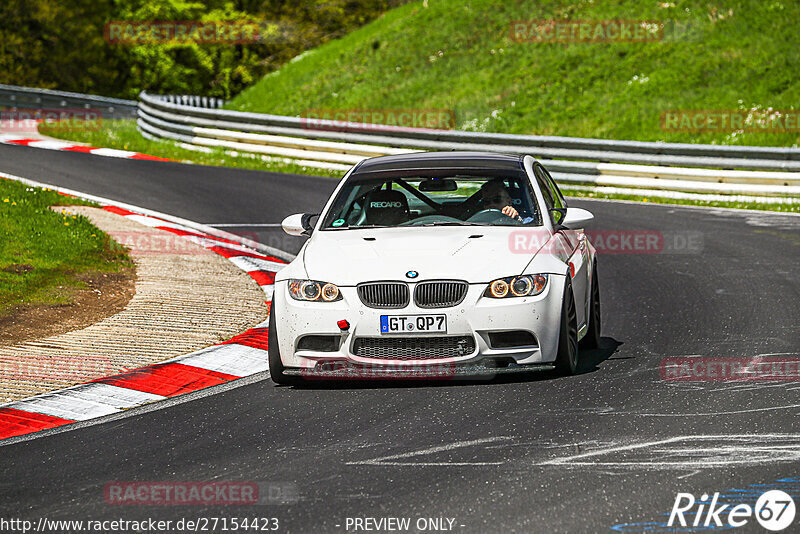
xmin=268 ymin=298 xmax=300 ymax=385
xmin=554 ymin=277 xmax=579 ymax=376
xmin=579 ymin=263 xmax=601 ymax=350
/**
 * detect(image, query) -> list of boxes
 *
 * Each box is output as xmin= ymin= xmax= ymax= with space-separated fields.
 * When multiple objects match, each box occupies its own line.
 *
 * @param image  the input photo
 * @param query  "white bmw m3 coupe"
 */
xmin=269 ymin=152 xmax=600 ymax=384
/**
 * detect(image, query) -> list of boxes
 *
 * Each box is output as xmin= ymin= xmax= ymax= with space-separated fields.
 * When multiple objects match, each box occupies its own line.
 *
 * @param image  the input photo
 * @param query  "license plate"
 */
xmin=380 ymin=314 xmax=447 ymax=334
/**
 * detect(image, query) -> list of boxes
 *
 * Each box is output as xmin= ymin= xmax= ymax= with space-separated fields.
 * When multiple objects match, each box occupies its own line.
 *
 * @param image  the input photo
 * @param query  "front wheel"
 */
xmin=268 ymin=298 xmax=300 ymax=385
xmin=554 ymin=277 xmax=579 ymax=376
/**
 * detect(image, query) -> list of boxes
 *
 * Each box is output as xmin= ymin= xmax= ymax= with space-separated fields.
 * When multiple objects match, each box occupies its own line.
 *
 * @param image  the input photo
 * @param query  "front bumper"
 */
xmin=273 ymin=276 xmax=566 ymax=372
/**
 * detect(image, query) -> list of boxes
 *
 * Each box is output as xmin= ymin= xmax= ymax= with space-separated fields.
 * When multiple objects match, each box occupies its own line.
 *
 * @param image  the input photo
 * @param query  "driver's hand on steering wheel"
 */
xmin=501 ymin=205 xmax=519 ymax=219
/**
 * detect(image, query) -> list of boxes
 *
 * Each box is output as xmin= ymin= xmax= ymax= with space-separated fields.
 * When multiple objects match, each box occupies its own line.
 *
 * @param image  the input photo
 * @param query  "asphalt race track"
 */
xmin=1 ymin=143 xmax=799 ymax=532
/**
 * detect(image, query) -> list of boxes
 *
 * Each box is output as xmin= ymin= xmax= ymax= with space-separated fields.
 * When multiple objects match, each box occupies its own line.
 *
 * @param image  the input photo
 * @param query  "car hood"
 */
xmin=302 ymin=226 xmax=551 ymax=285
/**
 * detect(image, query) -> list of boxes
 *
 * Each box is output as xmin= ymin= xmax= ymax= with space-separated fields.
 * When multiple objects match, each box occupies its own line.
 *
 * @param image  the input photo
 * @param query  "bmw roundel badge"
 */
xmin=406 ymin=270 xmax=419 ymax=279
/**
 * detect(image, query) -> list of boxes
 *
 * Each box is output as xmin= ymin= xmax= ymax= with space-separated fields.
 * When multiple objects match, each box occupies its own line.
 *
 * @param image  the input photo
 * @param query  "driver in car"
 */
xmin=480 ymin=179 xmax=534 ymax=223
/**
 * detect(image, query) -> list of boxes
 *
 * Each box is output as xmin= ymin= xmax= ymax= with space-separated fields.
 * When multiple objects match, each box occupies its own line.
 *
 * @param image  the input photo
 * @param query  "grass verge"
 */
xmin=0 ymin=178 xmax=133 ymax=317
xmin=227 ymin=0 xmax=800 ymax=148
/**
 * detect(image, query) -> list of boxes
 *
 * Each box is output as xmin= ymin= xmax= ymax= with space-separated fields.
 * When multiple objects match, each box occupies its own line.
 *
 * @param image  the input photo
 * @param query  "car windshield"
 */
xmin=320 ymin=174 xmax=542 ymax=229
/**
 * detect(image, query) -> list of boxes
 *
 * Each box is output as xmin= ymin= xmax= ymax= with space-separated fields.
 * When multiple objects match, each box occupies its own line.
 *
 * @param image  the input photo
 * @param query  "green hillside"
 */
xmin=227 ymin=0 xmax=800 ymax=147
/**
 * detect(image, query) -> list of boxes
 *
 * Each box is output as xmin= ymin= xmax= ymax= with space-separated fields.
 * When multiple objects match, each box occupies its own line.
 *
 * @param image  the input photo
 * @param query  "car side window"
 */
xmin=534 ymin=165 xmax=556 ymax=224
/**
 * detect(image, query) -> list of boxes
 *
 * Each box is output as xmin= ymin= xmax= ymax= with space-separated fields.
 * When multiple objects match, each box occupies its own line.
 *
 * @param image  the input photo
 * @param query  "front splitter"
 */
xmin=283 ymin=362 xmax=555 ymax=379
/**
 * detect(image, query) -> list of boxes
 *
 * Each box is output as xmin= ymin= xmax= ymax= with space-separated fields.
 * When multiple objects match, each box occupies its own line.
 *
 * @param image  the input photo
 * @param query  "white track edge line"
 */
xmin=567 ymin=194 xmax=800 ymax=216
xmin=0 ymin=371 xmax=269 ymax=448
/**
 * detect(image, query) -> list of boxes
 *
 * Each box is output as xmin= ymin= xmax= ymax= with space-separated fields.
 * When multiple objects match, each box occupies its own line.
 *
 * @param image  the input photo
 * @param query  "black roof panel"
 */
xmin=352 ymin=151 xmax=526 ymax=175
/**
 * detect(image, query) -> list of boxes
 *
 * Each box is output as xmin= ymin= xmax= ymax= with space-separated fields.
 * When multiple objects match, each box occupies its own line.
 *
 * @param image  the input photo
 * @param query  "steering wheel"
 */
xmin=466 ymin=209 xmax=524 ymax=225
xmin=467 ymin=208 xmax=504 ymax=221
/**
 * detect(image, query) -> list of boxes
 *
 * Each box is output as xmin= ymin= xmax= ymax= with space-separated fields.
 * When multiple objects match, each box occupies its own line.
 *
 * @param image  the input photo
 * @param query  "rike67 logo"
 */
xmin=669 ymin=490 xmax=796 ymax=531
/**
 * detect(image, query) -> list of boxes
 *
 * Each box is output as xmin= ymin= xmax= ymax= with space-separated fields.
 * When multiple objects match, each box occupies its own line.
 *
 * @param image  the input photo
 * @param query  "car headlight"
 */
xmin=288 ymin=280 xmax=342 ymax=302
xmin=484 ymin=275 xmax=548 ymax=298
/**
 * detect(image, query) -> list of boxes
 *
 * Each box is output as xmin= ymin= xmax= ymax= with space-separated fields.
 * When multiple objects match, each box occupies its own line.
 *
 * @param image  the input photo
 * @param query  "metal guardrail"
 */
xmin=139 ymin=92 xmax=800 ymax=172
xmin=0 ymin=84 xmax=138 ymax=119
xmin=137 ymin=92 xmax=800 ymax=198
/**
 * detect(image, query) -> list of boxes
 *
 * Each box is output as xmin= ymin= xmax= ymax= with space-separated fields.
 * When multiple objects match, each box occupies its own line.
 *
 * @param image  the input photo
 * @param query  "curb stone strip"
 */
xmin=0 ymin=201 xmax=285 ymax=441
xmin=0 ymin=135 xmax=172 ymax=162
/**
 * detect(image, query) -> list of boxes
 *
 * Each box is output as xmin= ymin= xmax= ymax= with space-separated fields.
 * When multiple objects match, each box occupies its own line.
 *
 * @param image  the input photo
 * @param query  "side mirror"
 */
xmin=282 ymin=213 xmax=318 ymax=236
xmin=560 ymin=207 xmax=594 ymax=229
